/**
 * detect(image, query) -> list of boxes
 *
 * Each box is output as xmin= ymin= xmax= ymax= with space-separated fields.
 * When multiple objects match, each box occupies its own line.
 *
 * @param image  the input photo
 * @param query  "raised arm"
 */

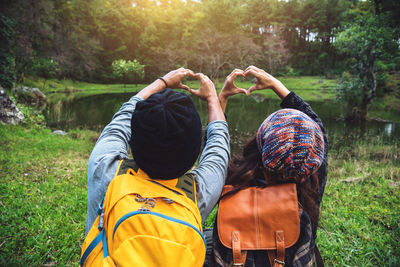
xmin=218 ymin=66 xmax=291 ymax=112
xmin=86 ymin=68 xmax=196 ymax=233
xmin=136 ymin=68 xmax=195 ymax=99
xmin=244 ymin=65 xmax=290 ymax=100
xmin=244 ymin=66 xmax=328 ymax=208
xmin=187 ymin=73 xmax=226 ymax=122
xmin=218 ymin=69 xmax=247 ymax=112
xmin=187 ymin=73 xmax=230 ymax=222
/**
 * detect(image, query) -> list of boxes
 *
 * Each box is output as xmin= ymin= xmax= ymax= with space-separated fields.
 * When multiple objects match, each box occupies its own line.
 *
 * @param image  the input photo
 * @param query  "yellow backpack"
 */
xmin=79 ymin=159 xmax=206 ymax=267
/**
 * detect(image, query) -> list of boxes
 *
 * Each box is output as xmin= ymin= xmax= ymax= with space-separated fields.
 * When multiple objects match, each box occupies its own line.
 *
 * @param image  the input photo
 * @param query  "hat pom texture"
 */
xmin=256 ymin=109 xmax=324 ymax=182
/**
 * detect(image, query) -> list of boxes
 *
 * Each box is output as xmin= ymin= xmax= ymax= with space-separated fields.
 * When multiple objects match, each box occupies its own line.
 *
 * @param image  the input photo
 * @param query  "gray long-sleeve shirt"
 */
xmin=85 ymin=95 xmax=230 ymax=234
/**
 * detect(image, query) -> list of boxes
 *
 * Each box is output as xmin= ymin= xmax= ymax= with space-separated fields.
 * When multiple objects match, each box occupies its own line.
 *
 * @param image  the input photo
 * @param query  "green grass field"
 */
xmin=2 ymin=77 xmax=399 ymax=265
xmin=318 ymin=139 xmax=400 ymax=266
xmin=23 ymin=75 xmax=337 ymax=102
xmin=1 ymin=125 xmax=398 ymax=265
xmin=0 ymin=126 xmax=96 ymax=265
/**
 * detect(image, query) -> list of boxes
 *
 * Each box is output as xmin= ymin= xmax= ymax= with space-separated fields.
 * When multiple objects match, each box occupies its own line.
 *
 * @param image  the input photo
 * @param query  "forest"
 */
xmin=0 ymin=0 xmax=400 ymax=266
xmin=2 ymin=0 xmax=400 ymax=120
xmin=0 ymin=0 xmax=398 ymax=79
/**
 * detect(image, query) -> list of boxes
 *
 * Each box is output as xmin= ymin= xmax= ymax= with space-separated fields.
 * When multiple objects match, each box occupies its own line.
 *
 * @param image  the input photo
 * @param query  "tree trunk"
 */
xmin=373 ymin=0 xmax=382 ymax=15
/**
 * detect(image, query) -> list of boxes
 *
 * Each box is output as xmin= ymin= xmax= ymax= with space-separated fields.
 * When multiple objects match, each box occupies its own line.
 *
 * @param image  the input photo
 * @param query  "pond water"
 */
xmin=45 ymin=92 xmax=399 ymax=155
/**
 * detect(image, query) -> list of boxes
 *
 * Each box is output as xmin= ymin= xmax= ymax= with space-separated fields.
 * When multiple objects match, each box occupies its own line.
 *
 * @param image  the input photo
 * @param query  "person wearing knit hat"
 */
xmin=208 ymin=66 xmax=328 ymax=267
xmin=131 ymin=88 xmax=203 ymax=180
xmin=84 ymin=68 xmax=230 ymax=266
xmin=256 ymin=108 xmax=324 ymax=183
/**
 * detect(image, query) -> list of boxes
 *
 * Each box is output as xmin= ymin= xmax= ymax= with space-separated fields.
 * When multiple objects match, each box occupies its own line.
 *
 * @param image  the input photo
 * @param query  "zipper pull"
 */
xmin=134 ymin=194 xmax=147 ymax=203
xmin=138 ymin=197 xmax=156 ymax=212
xmin=97 ymin=201 xmax=105 ymax=230
xmin=162 ymin=198 xmax=174 ymax=204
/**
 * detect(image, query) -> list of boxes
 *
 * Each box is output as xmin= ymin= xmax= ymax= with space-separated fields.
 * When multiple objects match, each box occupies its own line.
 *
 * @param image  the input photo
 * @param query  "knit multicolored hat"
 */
xmin=256 ymin=108 xmax=324 ymax=182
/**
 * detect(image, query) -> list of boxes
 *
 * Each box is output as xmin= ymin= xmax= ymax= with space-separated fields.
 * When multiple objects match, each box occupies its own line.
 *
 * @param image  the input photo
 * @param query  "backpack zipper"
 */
xmin=112 ymin=210 xmax=206 ymax=249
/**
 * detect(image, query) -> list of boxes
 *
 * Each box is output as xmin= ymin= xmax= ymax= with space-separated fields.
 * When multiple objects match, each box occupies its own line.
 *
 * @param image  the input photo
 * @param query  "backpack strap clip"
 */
xmin=267 ymin=230 xmax=286 ymax=267
xmin=97 ymin=197 xmax=105 ymax=231
xmin=274 ymin=259 xmax=285 ymax=266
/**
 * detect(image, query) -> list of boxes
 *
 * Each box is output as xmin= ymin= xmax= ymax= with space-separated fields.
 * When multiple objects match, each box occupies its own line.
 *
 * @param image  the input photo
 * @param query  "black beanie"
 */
xmin=130 ymin=89 xmax=202 ymax=179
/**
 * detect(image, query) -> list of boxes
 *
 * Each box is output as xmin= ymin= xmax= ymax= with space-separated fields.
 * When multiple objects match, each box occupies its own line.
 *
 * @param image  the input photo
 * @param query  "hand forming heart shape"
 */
xmin=221 ymin=66 xmax=281 ymax=99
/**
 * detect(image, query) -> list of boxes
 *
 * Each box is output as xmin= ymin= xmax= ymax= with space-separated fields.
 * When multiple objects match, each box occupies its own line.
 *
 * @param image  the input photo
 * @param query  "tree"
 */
xmin=260 ymin=27 xmax=290 ymax=75
xmin=112 ymin=59 xmax=144 ymax=86
xmin=188 ymin=30 xmax=261 ymax=82
xmin=334 ymin=15 xmax=398 ymax=121
xmin=29 ymin=57 xmax=60 ymax=90
xmin=0 ymin=15 xmax=16 ymax=90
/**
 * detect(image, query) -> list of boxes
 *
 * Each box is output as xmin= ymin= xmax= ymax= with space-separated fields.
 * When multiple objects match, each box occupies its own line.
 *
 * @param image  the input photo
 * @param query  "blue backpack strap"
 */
xmin=79 ymin=228 xmax=109 ymax=266
xmin=79 ymin=229 xmax=104 ymax=266
xmin=102 ymin=228 xmax=109 ymax=258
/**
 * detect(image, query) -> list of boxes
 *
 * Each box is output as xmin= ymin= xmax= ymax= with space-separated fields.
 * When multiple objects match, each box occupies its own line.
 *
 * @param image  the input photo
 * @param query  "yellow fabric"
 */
xmin=104 ymin=256 xmax=116 ymax=267
xmin=80 ymin=160 xmax=205 ymax=267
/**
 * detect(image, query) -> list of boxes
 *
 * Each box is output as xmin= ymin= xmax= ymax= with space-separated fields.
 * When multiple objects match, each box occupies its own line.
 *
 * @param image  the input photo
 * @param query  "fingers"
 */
xmin=227 ymin=69 xmax=245 ymax=83
xmin=244 ymin=65 xmax=258 ymax=74
xmin=237 ymin=88 xmax=248 ymax=95
xmin=194 ymin=73 xmax=212 ymax=84
xmin=179 ymin=83 xmax=190 ymax=91
xmin=244 ymin=68 xmax=262 ymax=79
xmin=244 ymin=65 xmax=263 ymax=74
xmin=182 ymin=68 xmax=195 ymax=78
xmin=174 ymin=67 xmax=195 ymax=79
xmin=227 ymin=68 xmax=245 ymax=79
xmin=247 ymin=85 xmax=258 ymax=95
xmin=187 ymin=87 xmax=200 ymax=97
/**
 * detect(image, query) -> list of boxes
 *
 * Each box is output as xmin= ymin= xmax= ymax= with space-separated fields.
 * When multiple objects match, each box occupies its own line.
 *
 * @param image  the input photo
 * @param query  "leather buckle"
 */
xmin=274 ymin=259 xmax=285 ymax=266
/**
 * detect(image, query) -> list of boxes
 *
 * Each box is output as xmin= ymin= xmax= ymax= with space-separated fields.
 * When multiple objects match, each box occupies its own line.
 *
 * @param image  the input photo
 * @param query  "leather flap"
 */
xmin=217 ymin=183 xmax=300 ymax=250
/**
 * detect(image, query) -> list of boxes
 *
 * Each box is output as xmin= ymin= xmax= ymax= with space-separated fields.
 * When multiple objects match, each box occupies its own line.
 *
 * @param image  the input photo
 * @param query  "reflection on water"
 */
xmin=46 ymin=92 xmax=400 ymax=156
xmin=385 ymin=123 xmax=394 ymax=137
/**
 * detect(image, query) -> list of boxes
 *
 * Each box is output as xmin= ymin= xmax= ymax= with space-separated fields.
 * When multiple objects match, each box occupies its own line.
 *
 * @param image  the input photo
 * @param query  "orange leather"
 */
xmin=232 ymin=231 xmax=247 ymax=266
xmin=268 ymin=249 xmax=285 ymax=267
xmin=275 ymin=230 xmax=285 ymax=267
xmin=267 ymin=250 xmax=275 ymax=266
xmin=218 ymin=183 xmax=300 ymax=250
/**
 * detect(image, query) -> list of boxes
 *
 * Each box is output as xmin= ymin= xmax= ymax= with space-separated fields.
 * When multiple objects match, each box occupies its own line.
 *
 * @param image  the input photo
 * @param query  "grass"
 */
xmin=1 ymin=123 xmax=399 ymax=266
xmin=2 ymin=76 xmax=399 ymax=265
xmin=204 ymin=136 xmax=400 ymax=266
xmin=21 ymin=76 xmax=147 ymax=94
xmin=318 ymin=137 xmax=400 ymax=266
xmin=22 ymin=75 xmax=337 ymax=103
xmin=189 ymin=76 xmax=337 ymax=101
xmin=0 ymin=126 xmax=97 ymax=265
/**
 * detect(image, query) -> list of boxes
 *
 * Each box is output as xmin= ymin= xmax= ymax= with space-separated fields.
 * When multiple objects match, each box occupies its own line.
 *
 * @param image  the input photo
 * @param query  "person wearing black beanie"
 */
xmin=85 ymin=68 xmax=230 ymax=247
xmin=131 ymin=88 xmax=202 ymax=179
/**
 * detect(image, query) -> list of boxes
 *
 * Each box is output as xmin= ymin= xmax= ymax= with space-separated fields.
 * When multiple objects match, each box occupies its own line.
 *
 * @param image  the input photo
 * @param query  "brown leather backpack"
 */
xmin=217 ymin=183 xmax=300 ymax=267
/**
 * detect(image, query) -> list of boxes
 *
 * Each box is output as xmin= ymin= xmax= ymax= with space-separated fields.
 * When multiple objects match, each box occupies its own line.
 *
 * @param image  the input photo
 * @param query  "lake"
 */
xmin=45 ymin=92 xmax=399 ymax=155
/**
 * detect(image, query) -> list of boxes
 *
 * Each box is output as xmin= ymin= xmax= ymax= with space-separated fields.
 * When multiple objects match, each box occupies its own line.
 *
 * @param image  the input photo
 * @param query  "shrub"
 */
xmin=29 ymin=58 xmax=60 ymax=79
xmin=111 ymin=59 xmax=145 ymax=86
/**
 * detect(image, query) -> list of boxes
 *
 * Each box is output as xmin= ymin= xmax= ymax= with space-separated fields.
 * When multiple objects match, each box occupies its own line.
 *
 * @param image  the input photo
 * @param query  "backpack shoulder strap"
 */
xmin=116 ymin=159 xmax=139 ymax=176
xmin=176 ymin=173 xmax=197 ymax=204
xmin=115 ymin=159 xmax=197 ymax=204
